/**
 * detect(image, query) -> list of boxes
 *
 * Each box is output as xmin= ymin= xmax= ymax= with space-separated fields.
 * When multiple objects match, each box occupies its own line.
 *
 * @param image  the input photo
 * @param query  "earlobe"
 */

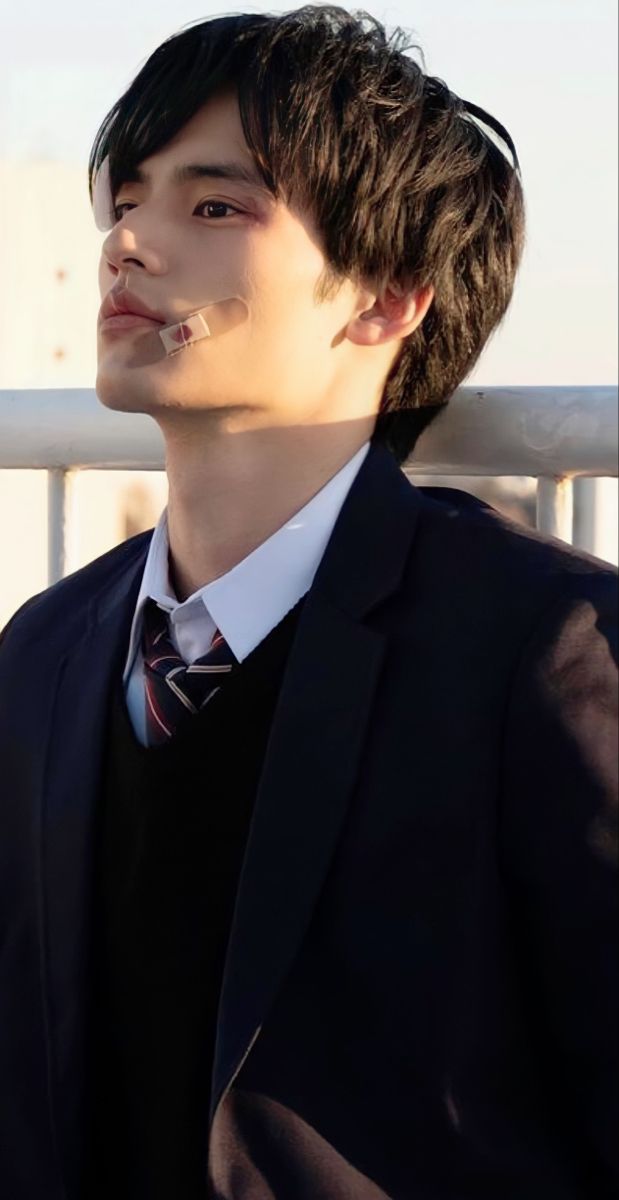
xmin=348 ymin=283 xmax=435 ymax=347
xmin=347 ymin=315 xmax=391 ymax=347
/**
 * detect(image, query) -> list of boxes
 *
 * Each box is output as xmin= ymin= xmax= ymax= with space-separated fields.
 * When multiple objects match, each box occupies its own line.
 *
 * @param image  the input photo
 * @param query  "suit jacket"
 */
xmin=1 ymin=442 xmax=617 ymax=1200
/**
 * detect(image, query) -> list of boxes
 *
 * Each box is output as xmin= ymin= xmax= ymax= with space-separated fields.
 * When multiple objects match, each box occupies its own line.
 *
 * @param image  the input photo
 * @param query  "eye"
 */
xmin=112 ymin=199 xmax=242 ymax=222
xmin=112 ymin=203 xmax=131 ymax=222
xmin=196 ymin=200 xmax=242 ymax=220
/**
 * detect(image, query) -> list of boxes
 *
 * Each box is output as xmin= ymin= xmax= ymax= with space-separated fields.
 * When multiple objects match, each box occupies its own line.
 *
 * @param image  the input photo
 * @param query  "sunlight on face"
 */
xmin=96 ymin=90 xmax=366 ymax=431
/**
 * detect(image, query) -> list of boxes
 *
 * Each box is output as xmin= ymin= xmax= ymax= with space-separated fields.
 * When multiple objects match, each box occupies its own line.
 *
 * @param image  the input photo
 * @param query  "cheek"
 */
xmin=239 ymin=237 xmax=345 ymax=373
xmin=243 ymin=217 xmax=330 ymax=314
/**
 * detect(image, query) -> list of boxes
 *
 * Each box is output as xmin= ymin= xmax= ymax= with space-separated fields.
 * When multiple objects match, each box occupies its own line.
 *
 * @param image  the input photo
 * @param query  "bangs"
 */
xmin=88 ymin=15 xmax=275 ymax=208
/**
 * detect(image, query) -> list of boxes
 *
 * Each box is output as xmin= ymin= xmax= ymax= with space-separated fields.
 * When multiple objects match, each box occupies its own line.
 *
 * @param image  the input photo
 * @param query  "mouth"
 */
xmin=99 ymin=312 xmax=167 ymax=333
xmin=99 ymin=286 xmax=168 ymax=328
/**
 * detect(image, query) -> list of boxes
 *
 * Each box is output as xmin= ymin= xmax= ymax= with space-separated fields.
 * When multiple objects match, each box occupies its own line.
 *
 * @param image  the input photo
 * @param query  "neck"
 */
xmin=161 ymin=414 xmax=375 ymax=601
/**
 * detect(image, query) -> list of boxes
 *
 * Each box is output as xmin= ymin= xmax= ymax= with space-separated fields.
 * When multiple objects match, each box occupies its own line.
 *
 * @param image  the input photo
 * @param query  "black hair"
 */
xmin=89 ymin=5 xmax=525 ymax=465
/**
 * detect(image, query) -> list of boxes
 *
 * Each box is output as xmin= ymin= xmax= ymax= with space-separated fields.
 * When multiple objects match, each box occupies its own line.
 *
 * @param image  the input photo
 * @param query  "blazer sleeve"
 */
xmin=500 ymin=569 xmax=618 ymax=1191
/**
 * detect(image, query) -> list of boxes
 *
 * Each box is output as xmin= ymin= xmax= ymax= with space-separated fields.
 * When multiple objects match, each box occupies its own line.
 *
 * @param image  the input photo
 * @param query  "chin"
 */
xmin=95 ymin=386 xmax=138 ymax=414
xmin=94 ymin=371 xmax=217 ymax=417
xmin=95 ymin=369 xmax=159 ymax=414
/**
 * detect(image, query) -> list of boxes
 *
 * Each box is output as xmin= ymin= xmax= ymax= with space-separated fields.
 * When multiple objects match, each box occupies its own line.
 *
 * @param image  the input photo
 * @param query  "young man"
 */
xmin=0 ymin=7 xmax=616 ymax=1198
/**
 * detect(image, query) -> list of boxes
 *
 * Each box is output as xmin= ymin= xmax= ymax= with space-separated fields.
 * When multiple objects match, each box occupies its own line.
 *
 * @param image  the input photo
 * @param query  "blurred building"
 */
xmin=0 ymin=159 xmax=167 ymax=630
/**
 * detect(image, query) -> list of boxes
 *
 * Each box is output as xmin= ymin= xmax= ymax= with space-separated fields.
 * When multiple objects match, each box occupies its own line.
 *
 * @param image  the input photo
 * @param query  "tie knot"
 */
xmin=141 ymin=598 xmax=237 ymax=746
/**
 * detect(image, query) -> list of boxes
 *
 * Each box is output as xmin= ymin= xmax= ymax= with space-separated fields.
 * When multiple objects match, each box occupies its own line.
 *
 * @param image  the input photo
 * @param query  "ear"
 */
xmin=346 ymin=281 xmax=435 ymax=348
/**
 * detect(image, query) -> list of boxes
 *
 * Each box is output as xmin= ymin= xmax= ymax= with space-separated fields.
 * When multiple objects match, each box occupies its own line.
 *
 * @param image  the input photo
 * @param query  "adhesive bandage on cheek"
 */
xmin=158 ymin=298 xmax=248 ymax=356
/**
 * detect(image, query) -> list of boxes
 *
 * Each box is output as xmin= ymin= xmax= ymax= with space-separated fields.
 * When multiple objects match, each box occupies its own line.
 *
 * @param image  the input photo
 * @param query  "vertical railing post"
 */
xmin=573 ymin=476 xmax=619 ymax=561
xmin=47 ymin=468 xmax=75 ymax=585
xmin=536 ymin=476 xmax=574 ymax=544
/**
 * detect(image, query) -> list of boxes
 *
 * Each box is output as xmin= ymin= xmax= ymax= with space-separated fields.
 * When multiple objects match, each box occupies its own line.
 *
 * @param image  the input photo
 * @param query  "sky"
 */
xmin=0 ymin=0 xmax=617 ymax=385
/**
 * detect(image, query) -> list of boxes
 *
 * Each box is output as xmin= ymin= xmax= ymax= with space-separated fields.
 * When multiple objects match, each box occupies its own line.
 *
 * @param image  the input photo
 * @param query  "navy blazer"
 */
xmin=1 ymin=442 xmax=617 ymax=1199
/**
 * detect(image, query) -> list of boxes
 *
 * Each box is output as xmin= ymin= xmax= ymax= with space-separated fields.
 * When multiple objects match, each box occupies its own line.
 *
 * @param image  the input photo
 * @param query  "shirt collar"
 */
xmin=124 ymin=440 xmax=371 ymax=677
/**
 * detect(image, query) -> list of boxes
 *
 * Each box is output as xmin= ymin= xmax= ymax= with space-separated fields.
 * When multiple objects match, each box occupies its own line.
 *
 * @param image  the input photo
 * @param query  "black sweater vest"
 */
xmin=82 ymin=595 xmax=306 ymax=1199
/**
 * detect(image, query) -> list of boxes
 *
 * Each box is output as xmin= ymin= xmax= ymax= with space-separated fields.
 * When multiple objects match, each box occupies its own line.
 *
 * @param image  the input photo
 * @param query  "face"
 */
xmin=96 ymin=89 xmax=380 ymax=432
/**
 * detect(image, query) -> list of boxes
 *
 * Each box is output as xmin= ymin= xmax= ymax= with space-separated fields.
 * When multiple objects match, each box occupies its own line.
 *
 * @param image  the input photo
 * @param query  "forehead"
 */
xmin=131 ymin=91 xmax=257 ymax=184
xmin=168 ymin=90 xmax=245 ymax=149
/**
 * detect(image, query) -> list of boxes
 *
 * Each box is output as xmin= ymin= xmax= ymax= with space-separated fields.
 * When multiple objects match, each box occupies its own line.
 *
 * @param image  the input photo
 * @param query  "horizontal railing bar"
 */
xmin=0 ymin=386 xmax=617 ymax=477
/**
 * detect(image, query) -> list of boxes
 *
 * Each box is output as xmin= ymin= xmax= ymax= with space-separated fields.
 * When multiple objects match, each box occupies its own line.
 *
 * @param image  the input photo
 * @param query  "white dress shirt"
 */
xmin=123 ymin=441 xmax=371 ymax=745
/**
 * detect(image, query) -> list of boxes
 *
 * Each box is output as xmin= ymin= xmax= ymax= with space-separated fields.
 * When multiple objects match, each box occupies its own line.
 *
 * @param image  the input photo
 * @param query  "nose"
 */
xmin=107 ymin=256 xmax=146 ymax=275
xmin=101 ymin=227 xmax=166 ymax=278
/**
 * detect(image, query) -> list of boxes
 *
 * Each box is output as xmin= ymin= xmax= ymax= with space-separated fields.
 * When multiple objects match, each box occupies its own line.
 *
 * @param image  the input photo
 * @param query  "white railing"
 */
xmin=1 ymin=386 xmax=617 ymax=585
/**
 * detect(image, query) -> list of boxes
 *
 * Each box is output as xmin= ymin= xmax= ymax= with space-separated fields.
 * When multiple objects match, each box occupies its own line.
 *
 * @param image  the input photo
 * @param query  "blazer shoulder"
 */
xmin=409 ymin=482 xmax=618 ymax=641
xmin=0 ymin=528 xmax=152 ymax=650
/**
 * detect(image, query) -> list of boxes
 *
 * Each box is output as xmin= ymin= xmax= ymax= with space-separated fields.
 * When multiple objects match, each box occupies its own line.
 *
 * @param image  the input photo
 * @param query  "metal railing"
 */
xmin=1 ymin=386 xmax=617 ymax=585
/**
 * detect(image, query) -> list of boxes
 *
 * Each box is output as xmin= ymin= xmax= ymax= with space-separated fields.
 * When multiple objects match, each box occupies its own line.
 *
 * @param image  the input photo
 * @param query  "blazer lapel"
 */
xmin=211 ymin=443 xmax=421 ymax=1123
xmin=39 ymin=540 xmax=149 ymax=1196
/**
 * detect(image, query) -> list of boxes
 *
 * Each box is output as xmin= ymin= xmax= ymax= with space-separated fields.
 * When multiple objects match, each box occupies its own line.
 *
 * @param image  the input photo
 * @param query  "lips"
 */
xmin=100 ymin=313 xmax=166 ymax=333
xmin=100 ymin=289 xmax=167 ymax=324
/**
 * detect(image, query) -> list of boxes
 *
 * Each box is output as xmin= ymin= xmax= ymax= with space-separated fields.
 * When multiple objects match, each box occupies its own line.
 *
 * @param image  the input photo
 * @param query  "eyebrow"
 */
xmin=115 ymin=161 xmax=271 ymax=196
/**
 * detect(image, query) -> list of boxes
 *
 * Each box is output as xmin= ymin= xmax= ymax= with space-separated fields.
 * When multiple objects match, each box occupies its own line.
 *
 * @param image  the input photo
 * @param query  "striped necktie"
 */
xmin=141 ymin=597 xmax=238 ymax=747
